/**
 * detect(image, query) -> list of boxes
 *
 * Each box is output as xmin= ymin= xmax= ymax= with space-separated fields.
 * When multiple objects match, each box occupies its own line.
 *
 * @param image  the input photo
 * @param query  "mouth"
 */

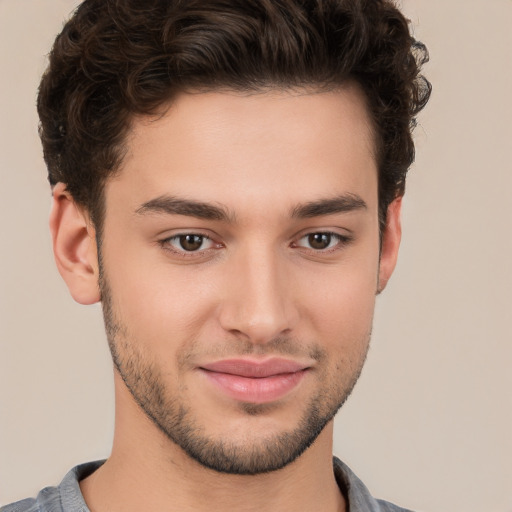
xmin=198 ymin=358 xmax=311 ymax=404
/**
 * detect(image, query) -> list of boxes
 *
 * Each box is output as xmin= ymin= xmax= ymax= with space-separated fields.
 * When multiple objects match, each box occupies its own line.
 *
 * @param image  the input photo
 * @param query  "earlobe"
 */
xmin=49 ymin=183 xmax=100 ymax=305
xmin=377 ymin=197 xmax=402 ymax=294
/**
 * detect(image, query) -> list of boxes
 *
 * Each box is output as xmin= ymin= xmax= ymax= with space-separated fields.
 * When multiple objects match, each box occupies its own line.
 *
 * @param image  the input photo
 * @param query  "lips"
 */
xmin=199 ymin=358 xmax=310 ymax=404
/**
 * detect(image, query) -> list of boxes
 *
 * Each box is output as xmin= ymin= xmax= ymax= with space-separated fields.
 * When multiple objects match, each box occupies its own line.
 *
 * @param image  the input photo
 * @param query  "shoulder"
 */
xmin=373 ymin=499 xmax=416 ymax=512
xmin=333 ymin=457 xmax=416 ymax=512
xmin=0 ymin=461 xmax=105 ymax=512
xmin=0 ymin=486 xmax=59 ymax=512
xmin=1 ymin=499 xmax=36 ymax=512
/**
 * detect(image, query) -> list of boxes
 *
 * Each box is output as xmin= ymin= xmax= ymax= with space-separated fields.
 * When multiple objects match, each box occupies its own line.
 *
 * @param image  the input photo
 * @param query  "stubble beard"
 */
xmin=99 ymin=272 xmax=370 ymax=475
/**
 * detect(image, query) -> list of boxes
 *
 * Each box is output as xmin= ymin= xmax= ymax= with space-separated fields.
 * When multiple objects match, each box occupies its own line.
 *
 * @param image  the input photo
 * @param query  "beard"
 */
xmin=100 ymin=271 xmax=369 ymax=476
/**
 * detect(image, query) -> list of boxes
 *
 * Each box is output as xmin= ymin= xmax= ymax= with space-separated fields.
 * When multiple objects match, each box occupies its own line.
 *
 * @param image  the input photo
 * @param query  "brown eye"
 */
xmin=163 ymin=233 xmax=218 ymax=257
xmin=307 ymin=233 xmax=333 ymax=250
xmin=179 ymin=234 xmax=205 ymax=251
xmin=294 ymin=232 xmax=350 ymax=252
xmin=165 ymin=234 xmax=214 ymax=253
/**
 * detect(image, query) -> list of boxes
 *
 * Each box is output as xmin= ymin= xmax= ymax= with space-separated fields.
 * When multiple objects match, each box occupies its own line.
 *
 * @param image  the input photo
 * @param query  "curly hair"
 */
xmin=37 ymin=0 xmax=431 ymax=232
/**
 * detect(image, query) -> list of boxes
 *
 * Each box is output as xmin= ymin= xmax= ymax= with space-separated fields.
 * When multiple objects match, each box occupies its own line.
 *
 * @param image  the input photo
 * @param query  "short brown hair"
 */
xmin=37 ymin=0 xmax=431 ymax=232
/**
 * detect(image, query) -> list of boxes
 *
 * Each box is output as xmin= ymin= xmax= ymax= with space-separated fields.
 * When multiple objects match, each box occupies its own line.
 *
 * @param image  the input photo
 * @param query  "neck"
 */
xmin=80 ymin=375 xmax=345 ymax=512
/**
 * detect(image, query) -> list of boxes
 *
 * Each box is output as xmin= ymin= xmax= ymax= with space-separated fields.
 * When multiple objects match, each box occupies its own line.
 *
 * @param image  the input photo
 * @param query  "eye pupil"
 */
xmin=179 ymin=234 xmax=204 ymax=251
xmin=308 ymin=233 xmax=331 ymax=250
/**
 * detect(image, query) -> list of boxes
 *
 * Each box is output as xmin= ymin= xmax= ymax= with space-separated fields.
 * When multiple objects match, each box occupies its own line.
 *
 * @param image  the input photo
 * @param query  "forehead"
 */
xmin=107 ymin=85 xmax=378 ymax=219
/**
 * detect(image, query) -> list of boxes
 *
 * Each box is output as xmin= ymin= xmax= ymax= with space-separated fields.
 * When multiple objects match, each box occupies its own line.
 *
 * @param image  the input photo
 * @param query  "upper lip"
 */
xmin=199 ymin=358 xmax=310 ymax=378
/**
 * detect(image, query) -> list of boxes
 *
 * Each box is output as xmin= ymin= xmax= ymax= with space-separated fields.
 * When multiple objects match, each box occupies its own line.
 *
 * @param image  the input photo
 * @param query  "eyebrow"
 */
xmin=291 ymin=194 xmax=367 ymax=218
xmin=135 ymin=196 xmax=234 ymax=222
xmin=135 ymin=193 xmax=367 ymax=222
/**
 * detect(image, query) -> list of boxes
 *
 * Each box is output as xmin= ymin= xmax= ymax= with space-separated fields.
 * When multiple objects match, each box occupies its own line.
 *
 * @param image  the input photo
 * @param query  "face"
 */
xmin=96 ymin=86 xmax=390 ymax=474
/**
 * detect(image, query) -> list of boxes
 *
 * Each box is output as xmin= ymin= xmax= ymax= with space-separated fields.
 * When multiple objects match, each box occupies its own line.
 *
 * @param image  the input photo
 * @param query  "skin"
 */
xmin=50 ymin=84 xmax=401 ymax=512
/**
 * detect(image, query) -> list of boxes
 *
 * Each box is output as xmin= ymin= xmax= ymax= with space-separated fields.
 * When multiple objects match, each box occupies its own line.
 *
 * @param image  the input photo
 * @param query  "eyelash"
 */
xmin=159 ymin=231 xmax=352 ymax=258
xmin=160 ymin=233 xmax=220 ymax=258
xmin=293 ymin=232 xmax=352 ymax=253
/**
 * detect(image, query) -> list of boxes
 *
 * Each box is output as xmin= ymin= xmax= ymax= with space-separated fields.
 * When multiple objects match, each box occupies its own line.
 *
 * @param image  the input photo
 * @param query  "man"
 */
xmin=1 ymin=0 xmax=430 ymax=511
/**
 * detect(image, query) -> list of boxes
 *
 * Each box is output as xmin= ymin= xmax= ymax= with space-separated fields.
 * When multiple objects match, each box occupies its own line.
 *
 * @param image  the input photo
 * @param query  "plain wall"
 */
xmin=1 ymin=1 xmax=511 ymax=510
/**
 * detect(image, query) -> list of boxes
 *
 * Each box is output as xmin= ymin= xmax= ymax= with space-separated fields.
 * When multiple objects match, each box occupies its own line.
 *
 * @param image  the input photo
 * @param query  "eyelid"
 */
xmin=157 ymin=228 xmax=353 ymax=259
xmin=293 ymin=230 xmax=353 ymax=252
xmin=159 ymin=231 xmax=223 ymax=257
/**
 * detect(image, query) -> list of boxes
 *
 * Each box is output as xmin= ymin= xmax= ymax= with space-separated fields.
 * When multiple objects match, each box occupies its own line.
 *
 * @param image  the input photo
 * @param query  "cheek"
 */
xmin=104 ymin=251 xmax=219 ymax=350
xmin=309 ymin=279 xmax=376 ymax=389
xmin=295 ymin=268 xmax=376 ymax=412
xmin=312 ymin=280 xmax=376 ymax=338
xmin=299 ymin=257 xmax=378 ymax=351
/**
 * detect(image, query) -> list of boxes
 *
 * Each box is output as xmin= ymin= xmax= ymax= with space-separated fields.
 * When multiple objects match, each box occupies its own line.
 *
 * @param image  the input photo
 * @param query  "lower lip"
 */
xmin=200 ymin=369 xmax=308 ymax=404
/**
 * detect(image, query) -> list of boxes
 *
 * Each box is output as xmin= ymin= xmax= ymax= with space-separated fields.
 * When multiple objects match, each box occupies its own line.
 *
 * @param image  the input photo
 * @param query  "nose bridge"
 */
xmin=219 ymin=242 xmax=296 ymax=343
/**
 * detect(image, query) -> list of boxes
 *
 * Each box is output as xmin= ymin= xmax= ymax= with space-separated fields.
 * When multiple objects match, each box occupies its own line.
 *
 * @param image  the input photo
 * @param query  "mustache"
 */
xmin=179 ymin=336 xmax=327 ymax=366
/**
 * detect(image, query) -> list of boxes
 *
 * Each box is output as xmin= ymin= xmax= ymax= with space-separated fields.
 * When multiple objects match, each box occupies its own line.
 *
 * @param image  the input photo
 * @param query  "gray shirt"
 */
xmin=1 ymin=458 xmax=414 ymax=512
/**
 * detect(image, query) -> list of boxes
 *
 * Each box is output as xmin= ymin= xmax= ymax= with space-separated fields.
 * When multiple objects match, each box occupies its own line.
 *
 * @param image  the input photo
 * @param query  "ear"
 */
xmin=377 ymin=197 xmax=402 ymax=294
xmin=49 ymin=183 xmax=100 ymax=305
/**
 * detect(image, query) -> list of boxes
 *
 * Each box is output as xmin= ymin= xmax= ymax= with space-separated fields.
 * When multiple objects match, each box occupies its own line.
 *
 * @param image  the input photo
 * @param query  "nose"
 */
xmin=218 ymin=246 xmax=299 ymax=344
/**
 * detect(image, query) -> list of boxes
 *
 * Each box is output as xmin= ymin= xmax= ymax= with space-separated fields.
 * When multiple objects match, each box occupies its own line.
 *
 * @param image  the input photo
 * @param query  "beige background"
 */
xmin=1 ymin=1 xmax=511 ymax=510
